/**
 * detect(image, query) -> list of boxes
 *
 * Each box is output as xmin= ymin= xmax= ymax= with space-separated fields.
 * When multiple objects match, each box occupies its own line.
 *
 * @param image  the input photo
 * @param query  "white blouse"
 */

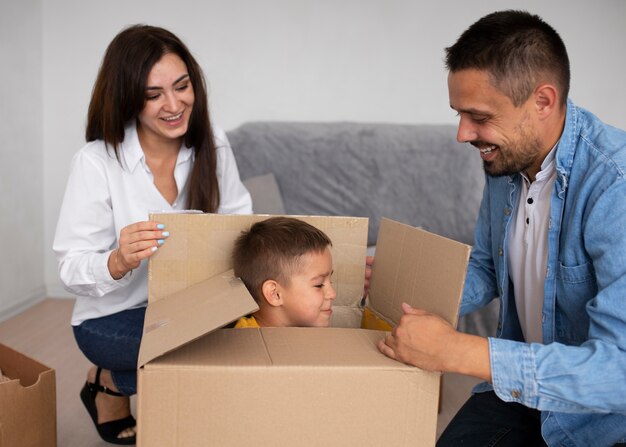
xmin=53 ymin=123 xmax=252 ymax=325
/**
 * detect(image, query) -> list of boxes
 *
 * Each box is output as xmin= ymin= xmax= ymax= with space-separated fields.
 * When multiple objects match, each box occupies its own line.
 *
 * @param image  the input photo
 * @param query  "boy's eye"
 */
xmin=314 ymin=284 xmax=324 ymax=289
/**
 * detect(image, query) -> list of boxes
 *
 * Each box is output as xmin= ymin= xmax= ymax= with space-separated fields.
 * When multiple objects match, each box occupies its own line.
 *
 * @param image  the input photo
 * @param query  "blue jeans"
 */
xmin=73 ymin=306 xmax=146 ymax=396
xmin=438 ymin=391 xmax=547 ymax=447
xmin=438 ymin=391 xmax=626 ymax=447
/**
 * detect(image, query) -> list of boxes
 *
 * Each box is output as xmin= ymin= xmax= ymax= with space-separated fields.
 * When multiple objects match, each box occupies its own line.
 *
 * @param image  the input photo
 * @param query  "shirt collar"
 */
xmin=555 ymin=99 xmax=579 ymax=176
xmin=520 ymin=142 xmax=558 ymax=184
xmin=536 ymin=143 xmax=557 ymax=181
xmin=176 ymin=144 xmax=194 ymax=165
xmin=120 ymin=122 xmax=145 ymax=173
xmin=120 ymin=122 xmax=194 ymax=172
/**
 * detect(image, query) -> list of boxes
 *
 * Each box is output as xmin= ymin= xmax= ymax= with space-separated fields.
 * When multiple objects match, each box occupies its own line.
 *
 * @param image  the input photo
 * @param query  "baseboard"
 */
xmin=0 ymin=287 xmax=47 ymax=323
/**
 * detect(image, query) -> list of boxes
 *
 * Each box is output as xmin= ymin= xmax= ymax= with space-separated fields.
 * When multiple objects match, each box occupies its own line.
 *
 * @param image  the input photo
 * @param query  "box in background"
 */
xmin=0 ymin=344 xmax=56 ymax=447
xmin=137 ymin=215 xmax=470 ymax=447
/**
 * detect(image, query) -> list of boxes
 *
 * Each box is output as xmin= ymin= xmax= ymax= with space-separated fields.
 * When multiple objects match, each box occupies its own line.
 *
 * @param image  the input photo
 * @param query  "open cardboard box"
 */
xmin=137 ymin=214 xmax=470 ymax=446
xmin=0 ymin=344 xmax=56 ymax=447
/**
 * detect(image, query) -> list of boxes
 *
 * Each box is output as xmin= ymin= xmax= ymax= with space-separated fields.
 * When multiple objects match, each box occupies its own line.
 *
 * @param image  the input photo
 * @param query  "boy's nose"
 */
xmin=327 ymin=284 xmax=337 ymax=301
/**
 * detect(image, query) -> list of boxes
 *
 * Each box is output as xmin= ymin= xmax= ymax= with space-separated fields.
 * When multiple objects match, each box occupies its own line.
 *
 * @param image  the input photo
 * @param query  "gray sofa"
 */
xmin=227 ymin=121 xmax=498 ymax=336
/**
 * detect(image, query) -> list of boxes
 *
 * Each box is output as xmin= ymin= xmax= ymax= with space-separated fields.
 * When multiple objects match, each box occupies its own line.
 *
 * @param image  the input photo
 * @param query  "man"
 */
xmin=378 ymin=10 xmax=626 ymax=447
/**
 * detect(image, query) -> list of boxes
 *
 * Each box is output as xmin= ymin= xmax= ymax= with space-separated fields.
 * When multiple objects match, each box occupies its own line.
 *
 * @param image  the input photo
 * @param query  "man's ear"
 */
xmin=261 ymin=280 xmax=282 ymax=307
xmin=534 ymin=84 xmax=559 ymax=120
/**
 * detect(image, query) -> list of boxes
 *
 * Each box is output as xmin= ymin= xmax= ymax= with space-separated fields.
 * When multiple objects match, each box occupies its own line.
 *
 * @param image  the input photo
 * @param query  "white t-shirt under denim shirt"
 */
xmin=53 ymin=123 xmax=252 ymax=325
xmin=507 ymin=146 xmax=557 ymax=344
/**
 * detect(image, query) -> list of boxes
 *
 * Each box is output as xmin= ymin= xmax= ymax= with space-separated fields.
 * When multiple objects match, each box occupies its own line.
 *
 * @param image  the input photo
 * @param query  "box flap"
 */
xmin=0 ymin=344 xmax=57 ymax=447
xmin=0 ymin=344 xmax=52 ymax=387
xmin=148 ymin=213 xmax=368 ymax=307
xmin=259 ymin=327 xmax=418 ymax=368
xmin=138 ymin=270 xmax=258 ymax=368
xmin=369 ymin=218 xmax=471 ymax=327
xmin=138 ymin=327 xmax=439 ymax=447
xmin=146 ymin=327 xmax=427 ymax=370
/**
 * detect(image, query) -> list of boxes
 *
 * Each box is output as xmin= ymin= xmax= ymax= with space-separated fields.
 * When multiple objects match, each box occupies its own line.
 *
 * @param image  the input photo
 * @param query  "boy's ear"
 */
xmin=261 ymin=280 xmax=282 ymax=307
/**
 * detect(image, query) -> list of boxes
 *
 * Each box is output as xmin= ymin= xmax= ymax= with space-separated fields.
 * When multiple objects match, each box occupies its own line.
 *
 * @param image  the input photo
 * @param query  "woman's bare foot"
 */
xmin=86 ymin=367 xmax=136 ymax=440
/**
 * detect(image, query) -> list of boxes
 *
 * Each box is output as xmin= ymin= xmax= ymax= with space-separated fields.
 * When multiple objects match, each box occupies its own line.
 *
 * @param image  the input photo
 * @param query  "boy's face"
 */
xmin=278 ymin=247 xmax=336 ymax=327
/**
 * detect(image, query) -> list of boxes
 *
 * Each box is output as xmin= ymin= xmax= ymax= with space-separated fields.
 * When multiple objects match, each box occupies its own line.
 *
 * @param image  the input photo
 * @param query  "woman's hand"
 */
xmin=108 ymin=221 xmax=169 ymax=279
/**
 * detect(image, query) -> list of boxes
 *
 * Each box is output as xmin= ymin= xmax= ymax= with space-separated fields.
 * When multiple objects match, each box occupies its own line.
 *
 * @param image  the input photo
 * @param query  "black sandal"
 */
xmin=80 ymin=367 xmax=137 ymax=445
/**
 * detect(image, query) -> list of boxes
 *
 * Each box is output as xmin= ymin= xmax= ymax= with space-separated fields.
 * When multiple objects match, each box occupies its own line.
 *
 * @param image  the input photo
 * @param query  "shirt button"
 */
xmin=504 ymin=207 xmax=511 ymax=216
xmin=511 ymin=390 xmax=521 ymax=398
xmin=498 ymin=248 xmax=503 ymax=256
xmin=527 ymin=198 xmax=534 ymax=204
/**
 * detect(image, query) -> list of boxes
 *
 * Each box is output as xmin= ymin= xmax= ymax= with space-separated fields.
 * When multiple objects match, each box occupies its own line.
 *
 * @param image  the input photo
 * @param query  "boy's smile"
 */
xmin=276 ymin=247 xmax=336 ymax=327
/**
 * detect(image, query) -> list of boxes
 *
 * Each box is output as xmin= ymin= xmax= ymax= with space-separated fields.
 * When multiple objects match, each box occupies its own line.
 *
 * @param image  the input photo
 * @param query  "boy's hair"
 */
xmin=232 ymin=217 xmax=332 ymax=302
xmin=445 ymin=10 xmax=570 ymax=107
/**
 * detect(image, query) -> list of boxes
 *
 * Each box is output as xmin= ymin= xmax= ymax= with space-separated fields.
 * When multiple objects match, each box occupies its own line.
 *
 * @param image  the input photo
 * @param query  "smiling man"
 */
xmin=378 ymin=10 xmax=626 ymax=447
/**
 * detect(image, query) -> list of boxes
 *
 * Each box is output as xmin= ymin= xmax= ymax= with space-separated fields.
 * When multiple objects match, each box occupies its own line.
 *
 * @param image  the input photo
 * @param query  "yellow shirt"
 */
xmin=234 ymin=315 xmax=261 ymax=328
xmin=235 ymin=310 xmax=392 ymax=330
xmin=360 ymin=307 xmax=393 ymax=331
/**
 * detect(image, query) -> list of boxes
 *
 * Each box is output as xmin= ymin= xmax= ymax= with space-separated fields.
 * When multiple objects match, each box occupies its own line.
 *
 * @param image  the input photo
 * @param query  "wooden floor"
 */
xmin=0 ymin=299 xmax=478 ymax=446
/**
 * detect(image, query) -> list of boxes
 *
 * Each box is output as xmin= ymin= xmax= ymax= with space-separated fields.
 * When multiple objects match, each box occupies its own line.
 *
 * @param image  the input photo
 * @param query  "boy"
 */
xmin=232 ymin=216 xmax=336 ymax=328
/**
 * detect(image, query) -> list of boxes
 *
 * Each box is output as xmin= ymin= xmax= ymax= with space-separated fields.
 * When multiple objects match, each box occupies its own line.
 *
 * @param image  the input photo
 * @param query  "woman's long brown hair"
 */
xmin=86 ymin=25 xmax=219 ymax=212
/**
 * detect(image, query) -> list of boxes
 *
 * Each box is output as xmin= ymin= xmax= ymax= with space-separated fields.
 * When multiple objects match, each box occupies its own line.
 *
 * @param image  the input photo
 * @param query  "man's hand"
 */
xmin=378 ymin=303 xmax=492 ymax=381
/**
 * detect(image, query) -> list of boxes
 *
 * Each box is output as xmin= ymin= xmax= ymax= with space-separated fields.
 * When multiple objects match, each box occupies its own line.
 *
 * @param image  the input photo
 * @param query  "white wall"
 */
xmin=16 ymin=0 xmax=626 ymax=298
xmin=0 ymin=1 xmax=46 ymax=317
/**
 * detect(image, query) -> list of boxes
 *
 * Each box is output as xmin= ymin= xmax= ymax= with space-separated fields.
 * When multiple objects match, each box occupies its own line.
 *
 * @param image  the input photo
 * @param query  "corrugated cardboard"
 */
xmin=147 ymin=214 xmax=368 ymax=307
xmin=367 ymin=217 xmax=470 ymax=327
xmin=0 ymin=344 xmax=56 ymax=447
xmin=138 ymin=270 xmax=258 ymax=368
xmin=138 ymin=214 xmax=470 ymax=447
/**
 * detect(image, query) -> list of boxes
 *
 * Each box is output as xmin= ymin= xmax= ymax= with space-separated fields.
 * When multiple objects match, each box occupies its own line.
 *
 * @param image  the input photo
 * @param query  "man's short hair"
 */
xmin=445 ymin=10 xmax=570 ymax=107
xmin=232 ymin=217 xmax=332 ymax=302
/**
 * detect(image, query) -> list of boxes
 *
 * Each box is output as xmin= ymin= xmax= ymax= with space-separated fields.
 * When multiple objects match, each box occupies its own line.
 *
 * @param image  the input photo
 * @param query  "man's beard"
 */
xmin=475 ymin=132 xmax=542 ymax=178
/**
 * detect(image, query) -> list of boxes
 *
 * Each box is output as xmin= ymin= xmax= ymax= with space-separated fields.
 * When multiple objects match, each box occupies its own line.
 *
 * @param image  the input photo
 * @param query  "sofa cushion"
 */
xmin=228 ymin=122 xmax=484 ymax=246
xmin=242 ymin=173 xmax=285 ymax=214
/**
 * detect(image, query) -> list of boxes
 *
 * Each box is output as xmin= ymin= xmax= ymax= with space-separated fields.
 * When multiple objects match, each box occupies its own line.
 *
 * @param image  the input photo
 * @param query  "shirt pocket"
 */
xmin=555 ymin=261 xmax=596 ymax=345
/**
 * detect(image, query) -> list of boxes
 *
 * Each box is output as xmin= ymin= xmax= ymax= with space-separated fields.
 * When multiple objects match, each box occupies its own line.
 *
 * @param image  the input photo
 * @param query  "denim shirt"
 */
xmin=460 ymin=100 xmax=626 ymax=446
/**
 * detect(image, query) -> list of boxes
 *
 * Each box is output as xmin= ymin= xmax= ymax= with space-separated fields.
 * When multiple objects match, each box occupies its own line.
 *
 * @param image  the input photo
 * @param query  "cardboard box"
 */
xmin=0 ymin=344 xmax=56 ymax=447
xmin=137 ymin=215 xmax=470 ymax=446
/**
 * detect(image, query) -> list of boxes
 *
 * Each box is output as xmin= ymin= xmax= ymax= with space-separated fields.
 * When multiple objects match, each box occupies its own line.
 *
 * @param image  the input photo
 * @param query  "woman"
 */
xmin=53 ymin=25 xmax=252 ymax=444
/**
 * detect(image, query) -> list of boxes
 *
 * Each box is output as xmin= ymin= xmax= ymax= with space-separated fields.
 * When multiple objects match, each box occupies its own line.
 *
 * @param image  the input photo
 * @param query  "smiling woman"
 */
xmin=138 ymin=57 xmax=195 ymax=151
xmin=53 ymin=25 xmax=252 ymax=445
xmin=137 ymin=54 xmax=196 ymax=205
